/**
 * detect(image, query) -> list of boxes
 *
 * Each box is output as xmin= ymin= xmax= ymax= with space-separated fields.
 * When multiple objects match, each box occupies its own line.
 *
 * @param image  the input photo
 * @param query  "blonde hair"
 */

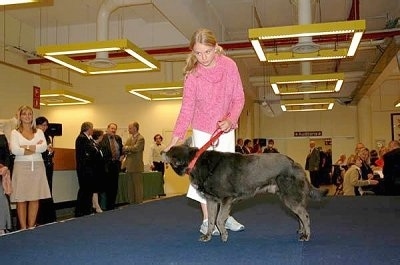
xmin=347 ymin=154 xmax=362 ymax=167
xmin=183 ymin=28 xmax=225 ymax=76
xmin=16 ymin=105 xmax=36 ymax=133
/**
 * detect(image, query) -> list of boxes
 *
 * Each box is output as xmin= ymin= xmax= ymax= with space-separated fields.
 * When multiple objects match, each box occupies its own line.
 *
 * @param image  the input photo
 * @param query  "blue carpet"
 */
xmin=1 ymin=195 xmax=399 ymax=265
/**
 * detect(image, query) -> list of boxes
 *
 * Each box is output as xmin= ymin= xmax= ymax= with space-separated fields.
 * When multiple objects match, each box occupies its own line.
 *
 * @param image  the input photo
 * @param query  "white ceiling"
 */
xmin=2 ymin=0 xmax=400 ymax=108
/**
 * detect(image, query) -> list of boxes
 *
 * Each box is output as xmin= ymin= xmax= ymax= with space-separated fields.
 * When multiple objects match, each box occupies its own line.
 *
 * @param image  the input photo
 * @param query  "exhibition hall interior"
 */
xmin=0 ymin=1 xmax=400 ymax=265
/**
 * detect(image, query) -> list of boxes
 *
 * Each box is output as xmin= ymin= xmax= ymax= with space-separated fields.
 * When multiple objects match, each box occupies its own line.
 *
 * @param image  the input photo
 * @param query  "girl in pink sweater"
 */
xmin=165 ymin=28 xmax=245 ymax=235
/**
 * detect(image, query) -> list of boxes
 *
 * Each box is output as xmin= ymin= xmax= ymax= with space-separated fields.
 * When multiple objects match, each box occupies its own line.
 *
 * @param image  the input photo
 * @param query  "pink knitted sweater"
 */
xmin=173 ymin=55 xmax=245 ymax=139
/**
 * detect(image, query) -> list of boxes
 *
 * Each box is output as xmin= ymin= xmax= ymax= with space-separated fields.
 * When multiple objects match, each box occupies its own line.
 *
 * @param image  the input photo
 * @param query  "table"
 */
xmin=116 ymin=171 xmax=164 ymax=204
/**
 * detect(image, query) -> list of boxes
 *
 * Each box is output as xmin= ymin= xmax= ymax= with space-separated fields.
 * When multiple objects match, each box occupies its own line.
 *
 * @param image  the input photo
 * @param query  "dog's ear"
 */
xmin=183 ymin=137 xmax=193 ymax=147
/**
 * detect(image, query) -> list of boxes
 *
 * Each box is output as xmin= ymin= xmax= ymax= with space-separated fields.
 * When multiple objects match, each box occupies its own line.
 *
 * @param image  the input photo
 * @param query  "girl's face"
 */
xmin=193 ymin=43 xmax=216 ymax=68
xmin=355 ymin=157 xmax=363 ymax=167
xmin=20 ymin=109 xmax=33 ymax=124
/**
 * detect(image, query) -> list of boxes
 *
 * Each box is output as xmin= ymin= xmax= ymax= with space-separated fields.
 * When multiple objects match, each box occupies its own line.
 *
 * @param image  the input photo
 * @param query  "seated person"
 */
xmin=343 ymin=154 xmax=379 ymax=196
xmin=263 ymin=139 xmax=279 ymax=153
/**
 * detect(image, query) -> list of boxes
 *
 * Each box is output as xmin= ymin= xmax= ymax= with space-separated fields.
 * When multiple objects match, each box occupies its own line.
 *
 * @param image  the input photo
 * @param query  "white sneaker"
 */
xmin=225 ymin=216 xmax=245 ymax=231
xmin=199 ymin=220 xmax=220 ymax=236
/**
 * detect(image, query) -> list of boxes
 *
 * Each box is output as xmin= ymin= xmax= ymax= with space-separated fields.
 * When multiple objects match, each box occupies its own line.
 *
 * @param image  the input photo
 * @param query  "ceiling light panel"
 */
xmin=249 ymin=20 xmax=366 ymax=62
xmin=270 ymin=73 xmax=344 ymax=95
xmin=37 ymin=39 xmax=160 ymax=75
xmin=40 ymin=89 xmax=93 ymax=106
xmin=280 ymin=99 xmax=335 ymax=112
xmin=0 ymin=0 xmax=39 ymax=5
xmin=126 ymin=82 xmax=183 ymax=101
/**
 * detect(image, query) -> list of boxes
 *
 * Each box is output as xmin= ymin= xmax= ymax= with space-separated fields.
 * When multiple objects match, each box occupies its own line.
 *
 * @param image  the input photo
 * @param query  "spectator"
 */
xmin=369 ymin=149 xmax=379 ymax=167
xmin=382 ymin=140 xmax=400 ymax=195
xmin=9 ymin=105 xmax=50 ymax=229
xmin=149 ymin=133 xmax=166 ymax=197
xmin=74 ymin=122 xmax=98 ymax=217
xmin=374 ymin=146 xmax=387 ymax=169
xmin=334 ymin=154 xmax=347 ymax=167
xmin=355 ymin=142 xmax=365 ymax=155
xmin=35 ymin=116 xmax=57 ymax=225
xmin=343 ymin=154 xmax=378 ymax=196
xmin=235 ymin=138 xmax=244 ymax=154
xmin=243 ymin=139 xmax=253 ymax=154
xmin=91 ymin=129 xmax=106 ymax=213
xmin=357 ymin=147 xmax=375 ymax=195
xmin=99 ymin=123 xmax=123 ymax=211
xmin=123 ymin=121 xmax=145 ymax=204
xmin=263 ymin=139 xmax=279 ymax=153
xmin=251 ymin=139 xmax=262 ymax=153
xmin=305 ymin=140 xmax=320 ymax=188
xmin=0 ymin=132 xmax=12 ymax=234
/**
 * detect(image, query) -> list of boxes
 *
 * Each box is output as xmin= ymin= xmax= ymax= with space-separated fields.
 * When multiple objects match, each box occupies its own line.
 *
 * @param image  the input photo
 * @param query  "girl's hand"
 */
xmin=217 ymin=119 xmax=232 ymax=132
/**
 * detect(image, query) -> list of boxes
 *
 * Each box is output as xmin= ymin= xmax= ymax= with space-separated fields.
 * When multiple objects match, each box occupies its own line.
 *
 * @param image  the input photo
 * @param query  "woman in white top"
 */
xmin=9 ymin=105 xmax=50 ymax=229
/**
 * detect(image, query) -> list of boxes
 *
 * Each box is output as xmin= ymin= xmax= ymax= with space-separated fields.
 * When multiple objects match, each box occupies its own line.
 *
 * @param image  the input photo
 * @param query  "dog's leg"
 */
xmin=199 ymin=199 xmax=218 ymax=242
xmin=217 ymin=198 xmax=233 ymax=242
xmin=281 ymin=197 xmax=310 ymax=241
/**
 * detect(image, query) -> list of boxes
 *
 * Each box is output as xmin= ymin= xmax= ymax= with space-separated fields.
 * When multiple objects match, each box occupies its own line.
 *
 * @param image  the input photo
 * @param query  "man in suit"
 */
xmin=243 ymin=139 xmax=252 ymax=154
xmin=263 ymin=139 xmax=279 ymax=153
xmin=235 ymin=138 xmax=244 ymax=153
xmin=305 ymin=140 xmax=321 ymax=188
xmin=99 ymin=123 xmax=123 ymax=210
xmin=123 ymin=121 xmax=145 ymax=204
xmin=383 ymin=140 xmax=400 ymax=195
xmin=74 ymin=121 xmax=97 ymax=217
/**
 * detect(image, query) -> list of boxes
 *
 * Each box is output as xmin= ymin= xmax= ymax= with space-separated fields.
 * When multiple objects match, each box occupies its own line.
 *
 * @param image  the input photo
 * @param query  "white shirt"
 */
xmin=149 ymin=142 xmax=166 ymax=164
xmin=10 ymin=129 xmax=47 ymax=162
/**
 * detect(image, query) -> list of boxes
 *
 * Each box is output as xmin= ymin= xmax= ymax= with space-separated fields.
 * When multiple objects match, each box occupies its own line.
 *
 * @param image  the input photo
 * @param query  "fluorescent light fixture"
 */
xmin=126 ymin=82 xmax=183 ymax=101
xmin=249 ymin=20 xmax=366 ymax=62
xmin=280 ymin=99 xmax=335 ymax=112
xmin=36 ymin=39 xmax=160 ymax=75
xmin=266 ymin=49 xmax=347 ymax=62
xmin=395 ymin=99 xmax=400 ymax=108
xmin=270 ymin=73 xmax=344 ymax=95
xmin=40 ymin=89 xmax=93 ymax=106
xmin=0 ymin=0 xmax=38 ymax=5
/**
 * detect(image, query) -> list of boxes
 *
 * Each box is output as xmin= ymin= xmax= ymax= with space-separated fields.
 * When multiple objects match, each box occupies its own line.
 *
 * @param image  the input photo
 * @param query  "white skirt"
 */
xmin=186 ymin=129 xmax=235 ymax=204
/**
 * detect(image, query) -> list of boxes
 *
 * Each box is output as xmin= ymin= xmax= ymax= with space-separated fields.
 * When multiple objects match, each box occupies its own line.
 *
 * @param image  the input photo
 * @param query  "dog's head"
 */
xmin=161 ymin=140 xmax=198 ymax=176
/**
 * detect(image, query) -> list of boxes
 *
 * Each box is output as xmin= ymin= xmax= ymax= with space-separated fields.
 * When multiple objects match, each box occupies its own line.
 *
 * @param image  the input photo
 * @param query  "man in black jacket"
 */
xmin=99 ymin=123 xmax=123 ymax=210
xmin=383 ymin=140 xmax=400 ymax=195
xmin=75 ymin=122 xmax=98 ymax=217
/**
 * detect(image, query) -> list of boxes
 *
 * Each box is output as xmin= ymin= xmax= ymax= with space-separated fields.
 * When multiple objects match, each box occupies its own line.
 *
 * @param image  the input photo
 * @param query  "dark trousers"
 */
xmin=104 ymin=160 xmax=121 ymax=210
xmin=384 ymin=177 xmax=400 ymax=196
xmin=153 ymin=161 xmax=165 ymax=180
xmin=37 ymin=164 xmax=57 ymax=224
xmin=309 ymin=170 xmax=320 ymax=188
xmin=75 ymin=169 xmax=93 ymax=217
xmin=153 ymin=161 xmax=165 ymax=196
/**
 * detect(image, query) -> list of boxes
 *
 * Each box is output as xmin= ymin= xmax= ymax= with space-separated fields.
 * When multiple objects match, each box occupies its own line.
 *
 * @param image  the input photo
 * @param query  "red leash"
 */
xmin=186 ymin=113 xmax=230 ymax=174
xmin=186 ymin=129 xmax=224 ymax=174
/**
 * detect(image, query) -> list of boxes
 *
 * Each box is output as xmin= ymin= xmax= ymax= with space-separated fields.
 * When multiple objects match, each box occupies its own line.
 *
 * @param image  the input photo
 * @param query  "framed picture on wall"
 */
xmin=391 ymin=113 xmax=400 ymax=141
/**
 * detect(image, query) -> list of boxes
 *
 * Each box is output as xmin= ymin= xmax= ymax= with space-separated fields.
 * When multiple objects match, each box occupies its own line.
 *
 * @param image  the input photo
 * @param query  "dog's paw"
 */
xmin=220 ymin=233 xmax=228 ymax=242
xmin=199 ymin=234 xmax=212 ymax=242
xmin=298 ymin=233 xmax=310 ymax=241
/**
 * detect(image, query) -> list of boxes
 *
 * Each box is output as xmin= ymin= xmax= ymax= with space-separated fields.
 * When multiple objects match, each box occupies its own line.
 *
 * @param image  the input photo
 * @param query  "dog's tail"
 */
xmin=309 ymin=186 xmax=329 ymax=201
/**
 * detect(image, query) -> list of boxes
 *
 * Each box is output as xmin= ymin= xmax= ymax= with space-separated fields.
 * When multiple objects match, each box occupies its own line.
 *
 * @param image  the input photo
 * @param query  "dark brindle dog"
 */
xmin=162 ymin=141 xmax=328 ymax=243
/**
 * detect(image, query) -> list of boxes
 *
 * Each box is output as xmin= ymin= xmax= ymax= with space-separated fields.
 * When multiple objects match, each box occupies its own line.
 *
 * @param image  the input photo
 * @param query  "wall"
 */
xmin=256 ymin=103 xmax=358 ymax=165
